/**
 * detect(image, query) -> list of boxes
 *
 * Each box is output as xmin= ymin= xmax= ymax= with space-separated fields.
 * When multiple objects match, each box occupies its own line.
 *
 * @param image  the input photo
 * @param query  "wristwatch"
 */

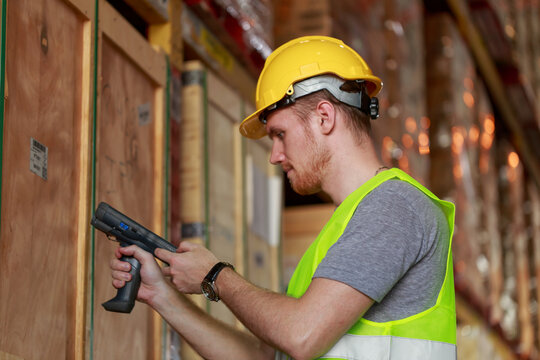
xmin=201 ymin=262 xmax=234 ymax=302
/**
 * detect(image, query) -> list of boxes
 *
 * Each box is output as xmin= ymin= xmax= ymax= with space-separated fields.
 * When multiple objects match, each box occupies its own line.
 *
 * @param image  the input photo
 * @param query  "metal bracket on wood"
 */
xmin=181 ymin=222 xmax=206 ymax=239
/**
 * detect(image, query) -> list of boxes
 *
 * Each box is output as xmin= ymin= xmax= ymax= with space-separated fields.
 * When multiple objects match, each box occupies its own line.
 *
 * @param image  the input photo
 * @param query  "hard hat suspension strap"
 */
xmin=259 ymin=75 xmax=379 ymax=125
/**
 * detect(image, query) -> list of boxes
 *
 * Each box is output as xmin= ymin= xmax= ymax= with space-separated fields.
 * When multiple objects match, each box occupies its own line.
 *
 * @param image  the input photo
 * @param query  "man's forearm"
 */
xmin=215 ymin=268 xmax=373 ymax=360
xmin=216 ymin=268 xmax=329 ymax=359
xmin=151 ymin=286 xmax=275 ymax=360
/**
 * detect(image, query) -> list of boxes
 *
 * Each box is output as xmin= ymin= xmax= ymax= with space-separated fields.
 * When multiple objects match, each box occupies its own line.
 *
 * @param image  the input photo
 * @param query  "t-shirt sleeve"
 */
xmin=313 ymin=181 xmax=426 ymax=303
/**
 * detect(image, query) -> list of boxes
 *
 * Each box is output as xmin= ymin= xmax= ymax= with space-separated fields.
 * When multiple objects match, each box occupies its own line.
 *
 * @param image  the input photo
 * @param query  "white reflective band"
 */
xmin=320 ymin=334 xmax=456 ymax=360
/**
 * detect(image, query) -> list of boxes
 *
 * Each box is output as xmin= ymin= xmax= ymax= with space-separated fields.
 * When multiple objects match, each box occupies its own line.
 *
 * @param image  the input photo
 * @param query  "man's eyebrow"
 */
xmin=267 ymin=126 xmax=283 ymax=138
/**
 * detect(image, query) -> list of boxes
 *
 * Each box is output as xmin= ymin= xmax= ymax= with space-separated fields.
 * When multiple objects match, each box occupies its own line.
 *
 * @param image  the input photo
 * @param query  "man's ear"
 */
xmin=316 ymin=100 xmax=336 ymax=135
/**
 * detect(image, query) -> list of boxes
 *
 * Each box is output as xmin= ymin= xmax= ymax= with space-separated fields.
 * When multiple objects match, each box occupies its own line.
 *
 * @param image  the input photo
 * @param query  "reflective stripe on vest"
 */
xmin=285 ymin=168 xmax=457 ymax=360
xmin=320 ymin=334 xmax=456 ymax=360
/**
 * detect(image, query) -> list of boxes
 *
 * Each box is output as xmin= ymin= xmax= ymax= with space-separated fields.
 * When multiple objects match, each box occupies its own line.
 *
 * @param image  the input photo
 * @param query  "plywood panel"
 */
xmin=0 ymin=0 xmax=93 ymax=358
xmin=93 ymin=2 xmax=166 ymax=358
xmin=206 ymin=68 xmax=242 ymax=326
xmin=282 ymin=204 xmax=335 ymax=287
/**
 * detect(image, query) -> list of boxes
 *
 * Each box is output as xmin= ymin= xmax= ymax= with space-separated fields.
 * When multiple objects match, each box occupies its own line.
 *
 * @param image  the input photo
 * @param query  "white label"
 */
xmin=251 ymin=162 xmax=269 ymax=242
xmin=137 ymin=102 xmax=152 ymax=126
xmin=268 ymin=175 xmax=283 ymax=247
xmin=30 ymin=137 xmax=48 ymax=180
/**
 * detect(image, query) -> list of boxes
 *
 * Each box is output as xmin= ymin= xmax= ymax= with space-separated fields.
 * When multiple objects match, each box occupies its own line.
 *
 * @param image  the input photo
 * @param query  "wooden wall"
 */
xmin=92 ymin=1 xmax=167 ymax=359
xmin=0 ymin=0 xmax=94 ymax=358
xmin=0 ymin=0 xmax=168 ymax=359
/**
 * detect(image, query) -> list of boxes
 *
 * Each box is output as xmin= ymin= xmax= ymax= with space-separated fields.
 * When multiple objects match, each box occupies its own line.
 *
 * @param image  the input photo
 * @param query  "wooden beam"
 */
xmin=148 ymin=0 xmax=183 ymax=70
xmin=73 ymin=0 xmax=94 ymax=358
xmin=123 ymin=0 xmax=168 ymax=24
xmin=100 ymin=0 xmax=167 ymax=87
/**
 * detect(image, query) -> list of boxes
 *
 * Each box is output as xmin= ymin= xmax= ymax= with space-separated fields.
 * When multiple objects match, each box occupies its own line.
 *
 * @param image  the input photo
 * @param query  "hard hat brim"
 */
xmin=239 ymin=108 xmax=267 ymax=139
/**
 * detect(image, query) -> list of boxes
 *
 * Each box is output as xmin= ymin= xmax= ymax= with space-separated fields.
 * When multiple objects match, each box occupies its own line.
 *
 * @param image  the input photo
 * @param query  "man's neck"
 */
xmin=321 ymin=138 xmax=385 ymax=206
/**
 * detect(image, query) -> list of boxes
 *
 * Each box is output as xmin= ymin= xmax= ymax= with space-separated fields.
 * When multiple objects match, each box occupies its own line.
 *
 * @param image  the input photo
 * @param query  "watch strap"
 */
xmin=204 ymin=262 xmax=234 ymax=282
xmin=202 ymin=262 xmax=234 ymax=301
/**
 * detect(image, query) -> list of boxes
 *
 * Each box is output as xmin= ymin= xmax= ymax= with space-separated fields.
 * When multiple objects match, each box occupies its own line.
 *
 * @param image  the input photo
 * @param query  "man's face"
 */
xmin=265 ymin=107 xmax=330 ymax=195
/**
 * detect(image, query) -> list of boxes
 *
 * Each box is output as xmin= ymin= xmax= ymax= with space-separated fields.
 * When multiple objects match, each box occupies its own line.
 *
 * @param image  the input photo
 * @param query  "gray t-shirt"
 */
xmin=313 ymin=179 xmax=450 ymax=322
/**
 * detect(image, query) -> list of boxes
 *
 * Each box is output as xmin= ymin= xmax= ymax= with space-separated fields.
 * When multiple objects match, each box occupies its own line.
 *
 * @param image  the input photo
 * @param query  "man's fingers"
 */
xmin=119 ymin=245 xmax=153 ymax=263
xmin=112 ymin=278 xmax=126 ymax=289
xmin=110 ymin=257 xmax=131 ymax=272
xmin=112 ymin=269 xmax=131 ymax=282
xmin=177 ymin=240 xmax=198 ymax=253
xmin=155 ymin=248 xmax=175 ymax=263
xmin=118 ymin=245 xmax=136 ymax=256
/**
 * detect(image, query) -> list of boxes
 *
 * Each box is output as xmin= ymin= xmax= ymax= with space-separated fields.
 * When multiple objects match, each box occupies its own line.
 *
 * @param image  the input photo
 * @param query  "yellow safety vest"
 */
xmin=286 ymin=168 xmax=457 ymax=360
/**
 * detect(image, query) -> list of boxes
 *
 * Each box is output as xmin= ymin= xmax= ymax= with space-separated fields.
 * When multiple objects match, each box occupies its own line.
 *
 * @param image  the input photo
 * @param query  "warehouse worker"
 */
xmin=110 ymin=35 xmax=457 ymax=359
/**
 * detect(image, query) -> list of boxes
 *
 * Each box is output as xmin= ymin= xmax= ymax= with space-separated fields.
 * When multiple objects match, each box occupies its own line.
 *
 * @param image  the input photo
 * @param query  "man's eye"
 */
xmin=277 ymin=132 xmax=284 ymax=139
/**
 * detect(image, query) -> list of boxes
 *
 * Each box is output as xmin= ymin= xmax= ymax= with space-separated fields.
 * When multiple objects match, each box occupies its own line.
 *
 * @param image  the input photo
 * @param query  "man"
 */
xmin=110 ymin=36 xmax=457 ymax=359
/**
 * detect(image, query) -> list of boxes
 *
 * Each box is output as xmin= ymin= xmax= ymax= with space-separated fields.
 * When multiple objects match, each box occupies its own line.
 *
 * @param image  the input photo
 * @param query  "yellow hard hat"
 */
xmin=239 ymin=35 xmax=383 ymax=139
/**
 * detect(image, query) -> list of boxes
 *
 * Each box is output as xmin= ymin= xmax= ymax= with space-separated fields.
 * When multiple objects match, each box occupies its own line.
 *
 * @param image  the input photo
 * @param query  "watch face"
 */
xmin=201 ymin=281 xmax=217 ymax=301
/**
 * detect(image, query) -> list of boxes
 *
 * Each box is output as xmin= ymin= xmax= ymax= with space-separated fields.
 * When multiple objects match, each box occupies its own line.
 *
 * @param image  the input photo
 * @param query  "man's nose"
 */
xmin=269 ymin=142 xmax=285 ymax=165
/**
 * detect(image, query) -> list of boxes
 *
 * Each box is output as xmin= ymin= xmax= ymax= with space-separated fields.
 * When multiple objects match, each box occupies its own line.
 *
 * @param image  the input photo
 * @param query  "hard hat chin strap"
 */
xmin=259 ymin=75 xmax=379 ymax=124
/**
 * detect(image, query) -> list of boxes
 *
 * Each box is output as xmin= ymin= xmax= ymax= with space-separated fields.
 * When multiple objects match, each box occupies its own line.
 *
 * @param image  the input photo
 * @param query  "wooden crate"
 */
xmin=179 ymin=61 xmax=282 ymax=358
xmin=179 ymin=61 xmax=244 ymax=359
xmin=282 ymin=204 xmax=335 ymax=287
xmin=92 ymin=1 xmax=167 ymax=359
xmin=181 ymin=60 xmax=261 ymax=324
xmin=0 ymin=0 xmax=94 ymax=359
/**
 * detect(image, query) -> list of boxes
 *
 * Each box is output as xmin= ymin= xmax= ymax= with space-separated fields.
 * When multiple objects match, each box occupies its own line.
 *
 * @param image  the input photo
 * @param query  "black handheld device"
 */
xmin=91 ymin=202 xmax=176 ymax=313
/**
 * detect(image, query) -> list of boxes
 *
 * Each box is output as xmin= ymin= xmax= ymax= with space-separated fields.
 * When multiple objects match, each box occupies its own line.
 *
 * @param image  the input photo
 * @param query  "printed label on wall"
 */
xmin=30 ymin=137 xmax=48 ymax=180
xmin=137 ymin=102 xmax=152 ymax=126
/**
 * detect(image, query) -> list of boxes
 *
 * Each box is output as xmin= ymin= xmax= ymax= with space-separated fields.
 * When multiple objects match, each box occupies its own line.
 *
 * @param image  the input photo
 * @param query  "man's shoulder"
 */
xmin=355 ymin=178 xmax=444 ymax=228
xmin=365 ymin=178 xmax=429 ymax=205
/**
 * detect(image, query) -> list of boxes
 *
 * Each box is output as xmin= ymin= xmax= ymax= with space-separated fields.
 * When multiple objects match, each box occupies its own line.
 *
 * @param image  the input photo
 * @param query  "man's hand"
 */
xmin=110 ymin=245 xmax=172 ymax=306
xmin=156 ymin=241 xmax=219 ymax=294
